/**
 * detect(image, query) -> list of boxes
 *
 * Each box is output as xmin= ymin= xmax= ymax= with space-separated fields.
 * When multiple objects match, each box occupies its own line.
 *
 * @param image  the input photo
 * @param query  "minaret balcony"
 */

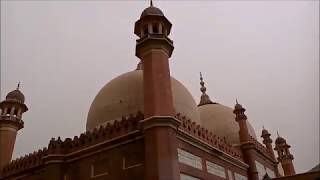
xmin=0 ymin=115 xmax=24 ymax=129
xmin=136 ymin=33 xmax=174 ymax=59
xmin=136 ymin=33 xmax=173 ymax=44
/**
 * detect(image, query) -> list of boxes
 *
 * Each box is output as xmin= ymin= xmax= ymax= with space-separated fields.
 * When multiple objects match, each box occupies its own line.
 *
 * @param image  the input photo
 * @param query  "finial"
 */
xmin=199 ymin=72 xmax=206 ymax=94
xmin=263 ymin=125 xmax=265 ymax=130
xmin=234 ymin=98 xmax=245 ymax=110
xmin=150 ymin=0 xmax=153 ymax=7
xmin=198 ymin=72 xmax=214 ymax=106
xmin=17 ymin=81 xmax=20 ymax=90
xmin=277 ymin=131 xmax=280 ymax=137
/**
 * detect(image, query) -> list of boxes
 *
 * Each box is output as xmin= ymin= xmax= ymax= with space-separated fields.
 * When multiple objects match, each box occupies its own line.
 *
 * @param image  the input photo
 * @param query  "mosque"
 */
xmin=0 ymin=2 xmax=318 ymax=180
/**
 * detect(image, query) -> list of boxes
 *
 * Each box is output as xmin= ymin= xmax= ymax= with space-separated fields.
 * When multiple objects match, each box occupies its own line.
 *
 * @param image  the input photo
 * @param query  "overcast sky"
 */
xmin=1 ymin=0 xmax=319 ymax=173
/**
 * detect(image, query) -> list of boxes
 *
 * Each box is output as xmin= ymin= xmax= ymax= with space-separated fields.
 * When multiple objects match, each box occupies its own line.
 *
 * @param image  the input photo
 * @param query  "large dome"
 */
xmin=198 ymin=103 xmax=257 ymax=145
xmin=87 ymin=70 xmax=200 ymax=131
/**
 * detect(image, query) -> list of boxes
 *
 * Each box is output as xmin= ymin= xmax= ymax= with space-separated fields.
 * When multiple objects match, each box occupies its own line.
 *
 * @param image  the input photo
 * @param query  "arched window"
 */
xmin=164 ymin=28 xmax=168 ymax=36
xmin=14 ymin=109 xmax=18 ymax=116
xmin=159 ymin=23 xmax=163 ymax=34
xmin=152 ymin=24 xmax=159 ymax=34
xmin=7 ymin=108 xmax=11 ymax=115
xmin=143 ymin=27 xmax=148 ymax=36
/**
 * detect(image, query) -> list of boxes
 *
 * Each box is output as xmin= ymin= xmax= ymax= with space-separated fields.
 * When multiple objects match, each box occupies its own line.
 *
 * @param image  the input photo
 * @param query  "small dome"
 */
xmin=261 ymin=129 xmax=270 ymax=137
xmin=6 ymin=89 xmax=25 ymax=103
xmin=87 ymin=70 xmax=200 ymax=131
xmin=234 ymin=103 xmax=243 ymax=110
xmin=141 ymin=6 xmax=164 ymax=18
xmin=275 ymin=136 xmax=286 ymax=145
xmin=198 ymin=103 xmax=257 ymax=144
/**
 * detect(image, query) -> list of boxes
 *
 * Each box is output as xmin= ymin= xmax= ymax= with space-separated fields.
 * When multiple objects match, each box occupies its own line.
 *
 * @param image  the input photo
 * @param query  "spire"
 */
xmin=150 ymin=0 xmax=153 ymax=7
xmin=234 ymin=98 xmax=243 ymax=110
xmin=198 ymin=72 xmax=214 ymax=106
xmin=17 ymin=81 xmax=20 ymax=90
xmin=200 ymin=72 xmax=206 ymax=94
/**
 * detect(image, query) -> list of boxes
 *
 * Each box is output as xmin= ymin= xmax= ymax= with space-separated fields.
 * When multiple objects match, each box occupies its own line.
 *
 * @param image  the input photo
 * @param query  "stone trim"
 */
xmin=139 ymin=116 xmax=180 ymax=131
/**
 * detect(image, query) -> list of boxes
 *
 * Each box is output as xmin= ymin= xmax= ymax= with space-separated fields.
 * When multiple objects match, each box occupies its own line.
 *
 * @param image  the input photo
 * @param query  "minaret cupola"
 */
xmin=233 ymin=100 xmax=248 ymax=124
xmin=5 ymin=83 xmax=25 ymax=104
xmin=134 ymin=1 xmax=173 ymax=59
xmin=0 ymin=83 xmax=28 ymax=122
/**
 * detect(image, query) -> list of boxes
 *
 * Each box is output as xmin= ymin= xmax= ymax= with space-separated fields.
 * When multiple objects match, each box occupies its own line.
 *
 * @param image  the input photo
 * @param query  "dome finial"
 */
xmin=17 ymin=81 xmax=20 ymax=90
xmin=150 ymin=0 xmax=153 ymax=7
xmin=234 ymin=98 xmax=244 ymax=110
xmin=198 ymin=72 xmax=214 ymax=106
xmin=277 ymin=131 xmax=280 ymax=137
xmin=200 ymin=72 xmax=206 ymax=94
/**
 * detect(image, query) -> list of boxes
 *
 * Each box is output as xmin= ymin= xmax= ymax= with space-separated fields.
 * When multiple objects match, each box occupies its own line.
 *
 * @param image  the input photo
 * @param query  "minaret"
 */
xmin=261 ymin=127 xmax=280 ymax=177
xmin=135 ymin=1 xmax=174 ymax=117
xmin=135 ymin=2 xmax=180 ymax=180
xmin=198 ymin=72 xmax=215 ymax=106
xmin=233 ymin=100 xmax=259 ymax=180
xmin=274 ymin=133 xmax=295 ymax=176
xmin=0 ymin=83 xmax=28 ymax=171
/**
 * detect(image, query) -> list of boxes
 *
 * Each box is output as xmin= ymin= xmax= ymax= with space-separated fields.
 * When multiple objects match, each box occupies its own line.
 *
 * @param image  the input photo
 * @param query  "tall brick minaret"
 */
xmin=135 ymin=1 xmax=180 ymax=180
xmin=0 ymin=83 xmax=28 ymax=171
xmin=233 ymin=100 xmax=259 ymax=180
xmin=274 ymin=133 xmax=296 ymax=176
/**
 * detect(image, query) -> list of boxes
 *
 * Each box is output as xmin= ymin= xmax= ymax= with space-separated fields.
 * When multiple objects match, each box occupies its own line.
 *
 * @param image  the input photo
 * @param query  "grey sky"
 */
xmin=1 ymin=1 xmax=319 ymax=173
